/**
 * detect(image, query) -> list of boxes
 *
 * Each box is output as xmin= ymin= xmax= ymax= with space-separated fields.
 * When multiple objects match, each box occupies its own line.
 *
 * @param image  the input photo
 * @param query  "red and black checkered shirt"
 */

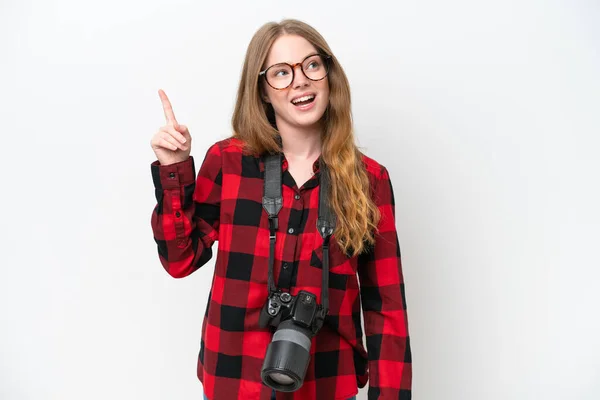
xmin=150 ymin=137 xmax=412 ymax=400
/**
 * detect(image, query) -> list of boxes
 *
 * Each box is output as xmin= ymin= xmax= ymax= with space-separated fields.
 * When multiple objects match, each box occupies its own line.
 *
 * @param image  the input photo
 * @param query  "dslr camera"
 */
xmin=258 ymin=289 xmax=326 ymax=392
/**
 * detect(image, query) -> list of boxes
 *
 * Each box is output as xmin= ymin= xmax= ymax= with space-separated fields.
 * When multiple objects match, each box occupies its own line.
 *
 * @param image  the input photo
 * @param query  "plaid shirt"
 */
xmin=150 ymin=138 xmax=412 ymax=400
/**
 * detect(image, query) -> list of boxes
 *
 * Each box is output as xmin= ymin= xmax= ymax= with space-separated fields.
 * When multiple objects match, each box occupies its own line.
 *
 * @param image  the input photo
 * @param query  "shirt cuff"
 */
xmin=151 ymin=156 xmax=196 ymax=189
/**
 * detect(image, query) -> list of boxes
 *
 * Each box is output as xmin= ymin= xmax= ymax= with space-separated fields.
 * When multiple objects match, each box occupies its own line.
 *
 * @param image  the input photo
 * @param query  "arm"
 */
xmin=358 ymin=166 xmax=412 ymax=399
xmin=150 ymin=143 xmax=222 ymax=278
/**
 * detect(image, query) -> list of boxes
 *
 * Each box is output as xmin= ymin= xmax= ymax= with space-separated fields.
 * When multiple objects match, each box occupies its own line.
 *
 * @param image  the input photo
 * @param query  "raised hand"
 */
xmin=150 ymin=89 xmax=192 ymax=165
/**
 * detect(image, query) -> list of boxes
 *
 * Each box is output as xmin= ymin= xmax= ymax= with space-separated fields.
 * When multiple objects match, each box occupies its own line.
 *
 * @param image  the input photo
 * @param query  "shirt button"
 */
xmin=175 ymin=211 xmax=181 ymax=218
xmin=169 ymin=172 xmax=176 ymax=178
xmin=288 ymin=228 xmax=295 ymax=234
xmin=294 ymin=194 xmax=300 ymax=200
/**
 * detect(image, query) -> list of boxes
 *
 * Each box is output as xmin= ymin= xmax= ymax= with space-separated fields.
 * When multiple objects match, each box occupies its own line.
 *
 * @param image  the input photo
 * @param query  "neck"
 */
xmin=276 ymin=120 xmax=322 ymax=161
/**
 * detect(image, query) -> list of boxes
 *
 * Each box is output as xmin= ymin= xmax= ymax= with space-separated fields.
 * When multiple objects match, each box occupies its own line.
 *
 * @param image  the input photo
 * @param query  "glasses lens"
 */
xmin=266 ymin=64 xmax=293 ymax=90
xmin=302 ymin=55 xmax=328 ymax=81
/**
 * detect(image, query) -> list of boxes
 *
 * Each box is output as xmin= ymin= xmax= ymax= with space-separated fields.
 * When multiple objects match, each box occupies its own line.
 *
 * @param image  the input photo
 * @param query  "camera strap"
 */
xmin=262 ymin=151 xmax=336 ymax=318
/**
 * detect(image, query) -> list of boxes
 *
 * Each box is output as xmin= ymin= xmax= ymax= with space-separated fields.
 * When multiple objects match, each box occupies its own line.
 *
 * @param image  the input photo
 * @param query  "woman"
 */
xmin=150 ymin=19 xmax=412 ymax=400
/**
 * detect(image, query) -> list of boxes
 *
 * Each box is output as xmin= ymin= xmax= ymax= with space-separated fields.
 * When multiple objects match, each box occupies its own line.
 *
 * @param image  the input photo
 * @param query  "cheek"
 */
xmin=268 ymin=91 xmax=290 ymax=111
xmin=317 ymin=81 xmax=330 ymax=104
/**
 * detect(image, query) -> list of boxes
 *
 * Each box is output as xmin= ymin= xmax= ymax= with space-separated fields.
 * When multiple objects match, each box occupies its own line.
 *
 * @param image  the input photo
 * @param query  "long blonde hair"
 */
xmin=231 ymin=19 xmax=380 ymax=257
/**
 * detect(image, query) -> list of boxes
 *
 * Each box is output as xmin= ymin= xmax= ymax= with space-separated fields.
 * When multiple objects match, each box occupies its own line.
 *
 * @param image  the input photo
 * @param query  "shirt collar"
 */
xmin=281 ymin=154 xmax=321 ymax=173
xmin=258 ymin=152 xmax=322 ymax=174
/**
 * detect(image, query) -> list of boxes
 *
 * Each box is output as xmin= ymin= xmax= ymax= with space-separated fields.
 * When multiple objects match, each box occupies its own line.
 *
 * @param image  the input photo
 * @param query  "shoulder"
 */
xmin=359 ymin=151 xmax=388 ymax=181
xmin=199 ymin=137 xmax=250 ymax=163
xmin=206 ymin=136 xmax=245 ymax=154
xmin=358 ymin=152 xmax=396 ymax=212
xmin=358 ymin=152 xmax=394 ymax=204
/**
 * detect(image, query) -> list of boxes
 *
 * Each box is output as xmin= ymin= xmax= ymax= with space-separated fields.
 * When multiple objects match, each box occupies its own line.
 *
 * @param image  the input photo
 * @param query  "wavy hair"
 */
xmin=231 ymin=19 xmax=380 ymax=257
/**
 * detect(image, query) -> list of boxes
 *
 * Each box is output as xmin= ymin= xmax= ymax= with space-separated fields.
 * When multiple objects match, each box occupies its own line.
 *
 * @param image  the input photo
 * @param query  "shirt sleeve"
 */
xmin=357 ymin=166 xmax=412 ymax=399
xmin=150 ymin=143 xmax=222 ymax=278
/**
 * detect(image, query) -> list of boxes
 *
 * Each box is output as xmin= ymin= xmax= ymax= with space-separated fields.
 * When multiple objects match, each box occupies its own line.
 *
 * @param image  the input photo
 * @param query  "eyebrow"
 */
xmin=272 ymin=52 xmax=320 ymax=66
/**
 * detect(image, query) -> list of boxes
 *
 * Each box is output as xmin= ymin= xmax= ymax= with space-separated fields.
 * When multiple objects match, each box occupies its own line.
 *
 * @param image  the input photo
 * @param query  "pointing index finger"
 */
xmin=158 ymin=89 xmax=179 ymax=127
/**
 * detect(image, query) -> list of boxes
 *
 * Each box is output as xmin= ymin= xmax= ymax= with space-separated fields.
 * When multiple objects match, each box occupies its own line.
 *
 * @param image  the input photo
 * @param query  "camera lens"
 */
xmin=270 ymin=372 xmax=294 ymax=385
xmin=261 ymin=319 xmax=313 ymax=392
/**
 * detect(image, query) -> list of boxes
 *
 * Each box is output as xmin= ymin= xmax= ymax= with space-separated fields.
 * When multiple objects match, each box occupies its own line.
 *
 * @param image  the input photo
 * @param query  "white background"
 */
xmin=1 ymin=0 xmax=599 ymax=399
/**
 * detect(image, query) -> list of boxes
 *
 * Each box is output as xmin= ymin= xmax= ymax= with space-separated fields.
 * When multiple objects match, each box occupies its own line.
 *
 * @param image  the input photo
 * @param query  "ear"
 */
xmin=260 ymin=82 xmax=271 ymax=103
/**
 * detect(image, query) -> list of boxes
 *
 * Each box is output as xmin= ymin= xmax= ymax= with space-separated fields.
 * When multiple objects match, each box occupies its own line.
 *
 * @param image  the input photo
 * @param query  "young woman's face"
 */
xmin=262 ymin=34 xmax=330 ymax=132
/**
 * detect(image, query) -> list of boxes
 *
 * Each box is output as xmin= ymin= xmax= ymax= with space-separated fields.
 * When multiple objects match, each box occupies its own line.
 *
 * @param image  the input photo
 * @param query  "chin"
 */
xmin=291 ymin=115 xmax=324 ymax=129
xmin=289 ymin=106 xmax=327 ymax=128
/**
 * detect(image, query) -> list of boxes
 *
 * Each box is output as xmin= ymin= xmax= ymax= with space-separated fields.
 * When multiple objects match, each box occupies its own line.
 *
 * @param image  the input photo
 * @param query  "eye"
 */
xmin=304 ymin=56 xmax=323 ymax=71
xmin=268 ymin=66 xmax=291 ymax=79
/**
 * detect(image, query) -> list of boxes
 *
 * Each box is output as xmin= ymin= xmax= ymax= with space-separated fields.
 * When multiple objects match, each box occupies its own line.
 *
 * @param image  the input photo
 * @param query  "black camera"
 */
xmin=258 ymin=289 xmax=326 ymax=392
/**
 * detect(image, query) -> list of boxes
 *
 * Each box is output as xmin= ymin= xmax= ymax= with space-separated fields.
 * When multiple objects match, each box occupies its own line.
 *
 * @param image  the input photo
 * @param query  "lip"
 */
xmin=290 ymin=92 xmax=317 ymax=112
xmin=292 ymin=96 xmax=316 ymax=112
xmin=290 ymin=92 xmax=317 ymax=103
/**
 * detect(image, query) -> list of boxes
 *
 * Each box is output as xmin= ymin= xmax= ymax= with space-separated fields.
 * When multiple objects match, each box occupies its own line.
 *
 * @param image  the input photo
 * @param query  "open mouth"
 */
xmin=291 ymin=94 xmax=316 ymax=107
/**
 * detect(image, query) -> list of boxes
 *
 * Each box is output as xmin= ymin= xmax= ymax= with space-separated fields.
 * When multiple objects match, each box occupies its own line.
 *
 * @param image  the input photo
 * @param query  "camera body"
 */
xmin=259 ymin=290 xmax=323 ymax=333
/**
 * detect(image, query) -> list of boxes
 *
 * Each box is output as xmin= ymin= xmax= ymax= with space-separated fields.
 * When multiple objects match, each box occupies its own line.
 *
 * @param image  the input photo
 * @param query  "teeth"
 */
xmin=292 ymin=95 xmax=315 ymax=104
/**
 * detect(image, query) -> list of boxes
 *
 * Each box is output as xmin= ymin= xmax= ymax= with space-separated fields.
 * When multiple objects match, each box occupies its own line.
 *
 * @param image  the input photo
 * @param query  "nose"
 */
xmin=291 ymin=64 xmax=309 ymax=89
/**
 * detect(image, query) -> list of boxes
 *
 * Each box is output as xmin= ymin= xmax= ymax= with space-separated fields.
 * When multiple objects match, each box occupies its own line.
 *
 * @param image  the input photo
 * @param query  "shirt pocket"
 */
xmin=309 ymin=236 xmax=357 ymax=277
xmin=308 ymin=237 xmax=360 ymax=316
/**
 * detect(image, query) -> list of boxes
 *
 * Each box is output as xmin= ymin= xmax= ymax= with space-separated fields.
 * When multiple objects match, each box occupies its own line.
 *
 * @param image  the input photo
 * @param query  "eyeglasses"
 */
xmin=259 ymin=53 xmax=332 ymax=90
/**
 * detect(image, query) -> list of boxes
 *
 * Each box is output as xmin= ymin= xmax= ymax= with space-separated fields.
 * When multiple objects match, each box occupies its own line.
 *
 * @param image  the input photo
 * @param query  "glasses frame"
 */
xmin=259 ymin=53 xmax=333 ymax=90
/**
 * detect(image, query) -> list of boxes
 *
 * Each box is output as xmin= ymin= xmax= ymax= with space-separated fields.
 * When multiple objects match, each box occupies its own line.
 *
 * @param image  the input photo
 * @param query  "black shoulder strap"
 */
xmin=262 ymin=153 xmax=283 ymax=296
xmin=317 ymin=161 xmax=336 ymax=238
xmin=316 ymin=160 xmax=335 ymax=318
